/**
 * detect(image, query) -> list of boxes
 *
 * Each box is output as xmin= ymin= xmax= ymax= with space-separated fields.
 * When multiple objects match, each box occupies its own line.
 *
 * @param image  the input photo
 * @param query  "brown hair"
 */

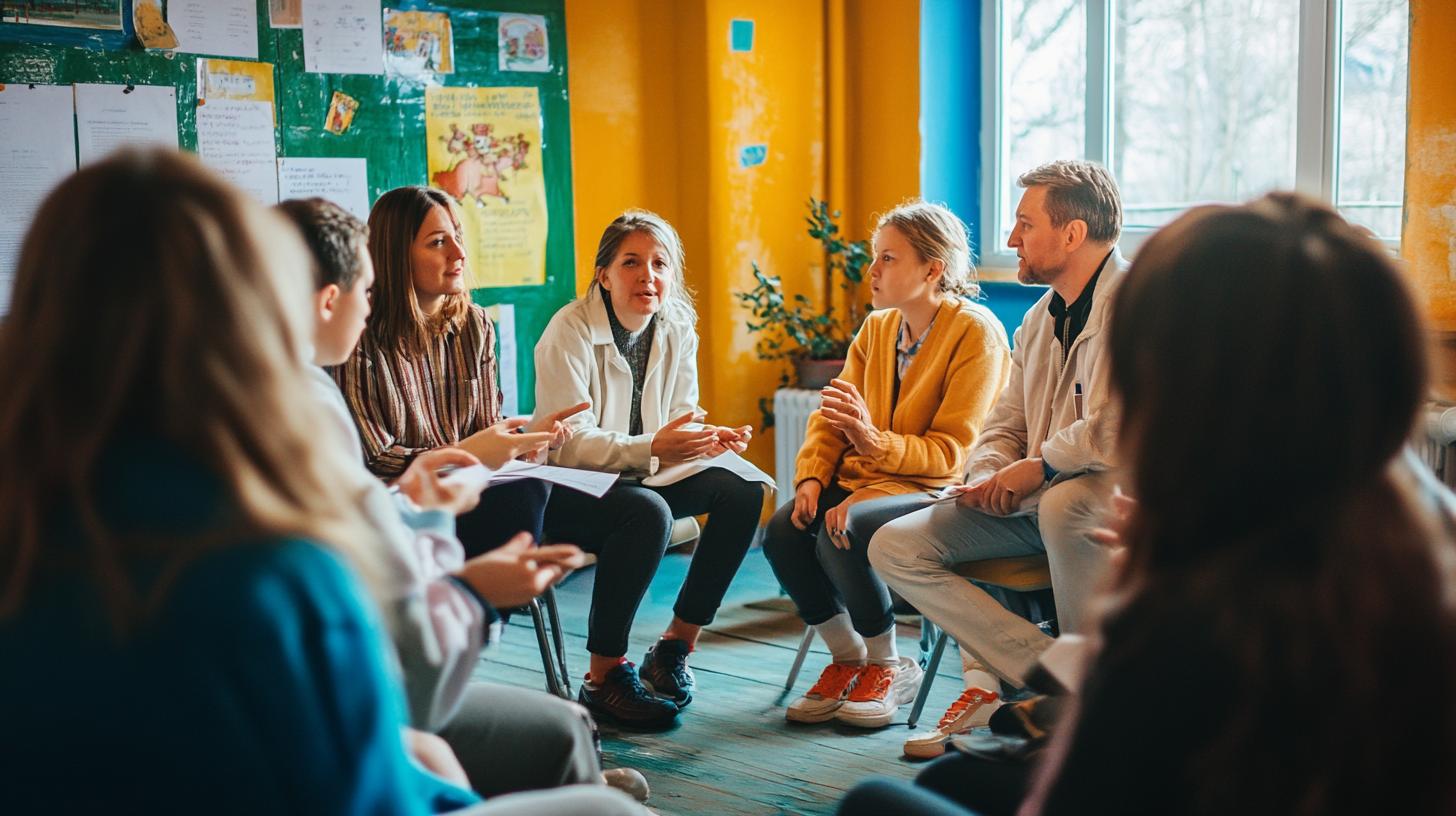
xmin=1055 ymin=192 xmax=1456 ymax=813
xmin=590 ymin=209 xmax=697 ymax=325
xmin=0 ymin=149 xmax=380 ymax=624
xmin=876 ymin=199 xmax=979 ymax=298
xmin=1017 ymin=160 xmax=1123 ymax=244
xmin=365 ymin=186 xmax=470 ymax=352
xmin=275 ymin=197 xmax=369 ymax=291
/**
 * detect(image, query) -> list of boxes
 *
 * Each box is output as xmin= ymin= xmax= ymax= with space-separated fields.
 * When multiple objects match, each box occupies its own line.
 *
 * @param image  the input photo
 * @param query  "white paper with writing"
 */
xmin=276 ymin=157 xmax=369 ymax=220
xmin=169 ymin=0 xmax=259 ymax=59
xmin=303 ymin=0 xmax=384 ymax=75
xmin=642 ymin=451 xmax=776 ymax=491
xmin=74 ymin=84 xmax=178 ymax=166
xmin=0 ymin=84 xmax=76 ymax=317
xmin=493 ymin=303 xmax=519 ymax=417
xmin=197 ymin=99 xmax=278 ymax=204
xmin=442 ymin=461 xmax=619 ymax=499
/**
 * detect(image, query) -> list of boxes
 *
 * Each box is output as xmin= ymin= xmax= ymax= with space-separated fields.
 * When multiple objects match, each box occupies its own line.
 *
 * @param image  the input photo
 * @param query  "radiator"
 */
xmin=1420 ymin=404 xmax=1456 ymax=489
xmin=774 ymin=388 xmax=820 ymax=499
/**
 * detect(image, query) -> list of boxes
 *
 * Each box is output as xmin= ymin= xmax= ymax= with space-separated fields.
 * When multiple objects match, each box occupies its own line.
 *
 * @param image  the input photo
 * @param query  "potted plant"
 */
xmin=736 ymin=199 xmax=872 ymax=397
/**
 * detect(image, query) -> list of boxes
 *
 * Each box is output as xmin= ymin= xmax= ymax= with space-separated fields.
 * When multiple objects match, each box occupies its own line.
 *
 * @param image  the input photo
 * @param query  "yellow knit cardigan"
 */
xmin=793 ymin=297 xmax=1012 ymax=497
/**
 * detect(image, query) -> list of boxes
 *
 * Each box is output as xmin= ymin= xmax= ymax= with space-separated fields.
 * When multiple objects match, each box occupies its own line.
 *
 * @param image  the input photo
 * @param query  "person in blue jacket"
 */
xmin=0 ymin=148 xmax=640 ymax=816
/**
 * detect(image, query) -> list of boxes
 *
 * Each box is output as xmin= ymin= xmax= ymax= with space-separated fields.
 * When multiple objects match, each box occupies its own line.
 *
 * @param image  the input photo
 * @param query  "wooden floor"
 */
xmin=472 ymin=546 xmax=966 ymax=815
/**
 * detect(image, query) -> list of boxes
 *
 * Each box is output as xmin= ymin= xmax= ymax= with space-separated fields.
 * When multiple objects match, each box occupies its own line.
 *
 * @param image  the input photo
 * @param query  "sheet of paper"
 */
xmin=169 ymin=0 xmax=258 ymax=59
xmin=0 ymin=84 xmax=77 ymax=317
xmin=276 ymin=157 xmax=369 ymax=220
xmin=196 ymin=99 xmax=278 ymax=204
xmin=486 ymin=303 xmax=519 ymax=417
xmin=642 ymin=451 xmax=776 ymax=491
xmin=303 ymin=0 xmax=385 ymax=75
xmin=442 ymin=461 xmax=618 ymax=499
xmin=73 ymin=84 xmax=178 ymax=165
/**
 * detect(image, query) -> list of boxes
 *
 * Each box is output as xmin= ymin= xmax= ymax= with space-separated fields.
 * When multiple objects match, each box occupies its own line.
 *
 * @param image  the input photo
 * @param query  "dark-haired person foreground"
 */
xmin=0 ymin=149 xmax=636 ymax=815
xmin=840 ymin=194 xmax=1456 ymax=815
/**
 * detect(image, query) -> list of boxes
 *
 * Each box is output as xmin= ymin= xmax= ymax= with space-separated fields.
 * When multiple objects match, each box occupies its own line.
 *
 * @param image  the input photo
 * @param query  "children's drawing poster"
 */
xmin=384 ymin=9 xmax=453 ymax=79
xmin=425 ymin=87 xmax=547 ymax=288
xmin=497 ymin=14 xmax=549 ymax=73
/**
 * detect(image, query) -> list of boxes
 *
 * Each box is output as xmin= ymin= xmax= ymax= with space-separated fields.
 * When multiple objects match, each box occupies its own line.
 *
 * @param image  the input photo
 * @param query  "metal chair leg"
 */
xmin=785 ymin=627 xmax=815 ymax=691
xmin=543 ymin=587 xmax=572 ymax=697
xmin=527 ymin=598 xmax=568 ymax=699
xmin=908 ymin=629 xmax=949 ymax=729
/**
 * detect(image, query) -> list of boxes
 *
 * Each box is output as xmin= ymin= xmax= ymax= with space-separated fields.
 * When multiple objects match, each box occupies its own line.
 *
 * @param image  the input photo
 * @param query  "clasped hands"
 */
xmin=943 ymin=457 xmax=1048 ymax=516
xmin=819 ymin=378 xmax=885 ymax=458
xmin=651 ymin=411 xmax=753 ymax=465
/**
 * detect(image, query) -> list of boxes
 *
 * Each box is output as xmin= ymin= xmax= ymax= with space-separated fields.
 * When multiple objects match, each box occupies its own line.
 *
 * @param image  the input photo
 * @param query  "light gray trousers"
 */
xmin=868 ymin=471 xmax=1116 ymax=688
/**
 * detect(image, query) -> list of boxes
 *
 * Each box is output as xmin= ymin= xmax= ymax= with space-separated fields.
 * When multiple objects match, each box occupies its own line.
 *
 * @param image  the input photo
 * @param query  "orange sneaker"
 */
xmin=903 ymin=686 xmax=1001 ymax=758
xmin=786 ymin=662 xmax=862 ymax=723
xmin=835 ymin=657 xmax=924 ymax=728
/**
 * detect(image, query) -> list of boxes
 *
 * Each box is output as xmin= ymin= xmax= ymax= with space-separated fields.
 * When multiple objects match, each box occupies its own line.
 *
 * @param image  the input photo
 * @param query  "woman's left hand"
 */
xmin=822 ymin=491 xmax=873 ymax=551
xmin=820 ymin=378 xmax=884 ymax=458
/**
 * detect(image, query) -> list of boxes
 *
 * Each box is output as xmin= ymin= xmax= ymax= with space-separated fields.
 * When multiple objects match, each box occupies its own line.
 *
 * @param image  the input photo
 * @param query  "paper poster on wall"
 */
xmin=0 ymin=84 xmax=76 ymax=317
xmin=323 ymin=90 xmax=359 ymax=134
xmin=197 ymin=59 xmax=276 ymax=106
xmin=269 ymin=0 xmax=302 ymax=28
xmin=498 ymin=14 xmax=549 ymax=73
xmin=304 ymin=0 xmax=385 ymax=75
xmin=483 ymin=302 xmax=519 ymax=417
xmin=197 ymin=99 xmax=278 ymax=205
xmin=425 ymin=87 xmax=548 ymax=288
xmin=2 ymin=0 xmax=122 ymax=28
xmin=169 ymin=0 xmax=258 ymax=60
xmin=277 ymin=157 xmax=370 ymax=221
xmin=384 ymin=9 xmax=454 ymax=79
xmin=133 ymin=0 xmax=178 ymax=49
xmin=74 ymin=84 xmax=179 ymax=165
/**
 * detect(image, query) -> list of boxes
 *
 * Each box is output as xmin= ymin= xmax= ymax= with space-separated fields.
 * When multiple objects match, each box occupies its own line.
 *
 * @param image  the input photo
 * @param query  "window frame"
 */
xmin=978 ymin=0 xmax=1398 ymax=275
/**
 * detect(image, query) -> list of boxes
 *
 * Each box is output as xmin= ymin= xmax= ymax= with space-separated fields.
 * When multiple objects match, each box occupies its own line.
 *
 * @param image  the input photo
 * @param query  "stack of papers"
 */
xmin=441 ymin=460 xmax=617 ymax=498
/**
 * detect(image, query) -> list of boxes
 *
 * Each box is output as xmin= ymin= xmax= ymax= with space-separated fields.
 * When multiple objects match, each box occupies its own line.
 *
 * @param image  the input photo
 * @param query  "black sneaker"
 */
xmin=578 ymin=662 xmax=679 ymax=727
xmin=640 ymin=638 xmax=695 ymax=707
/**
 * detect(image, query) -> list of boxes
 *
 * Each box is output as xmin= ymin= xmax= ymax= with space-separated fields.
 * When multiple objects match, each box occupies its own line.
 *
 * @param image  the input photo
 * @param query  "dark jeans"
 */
xmin=543 ymin=468 xmax=763 ymax=657
xmin=915 ymin=749 xmax=1030 ymax=816
xmin=761 ymin=484 xmax=937 ymax=637
xmin=455 ymin=477 xmax=551 ymax=558
xmin=837 ymin=777 xmax=976 ymax=816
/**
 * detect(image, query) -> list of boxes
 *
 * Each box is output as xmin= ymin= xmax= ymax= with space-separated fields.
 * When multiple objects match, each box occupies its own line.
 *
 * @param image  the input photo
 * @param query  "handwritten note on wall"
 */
xmin=303 ymin=0 xmax=384 ymax=75
xmin=170 ymin=0 xmax=258 ymax=60
xmin=277 ymin=157 xmax=369 ymax=220
xmin=74 ymin=84 xmax=179 ymax=166
xmin=197 ymin=99 xmax=279 ymax=205
xmin=0 ymin=84 xmax=76 ymax=317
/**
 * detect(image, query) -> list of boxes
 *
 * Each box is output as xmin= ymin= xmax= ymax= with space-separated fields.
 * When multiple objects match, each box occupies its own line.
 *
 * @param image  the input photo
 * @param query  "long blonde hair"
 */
xmin=590 ymin=209 xmax=697 ymax=326
xmin=0 ymin=149 xmax=379 ymax=624
xmin=876 ymin=199 xmax=979 ymax=298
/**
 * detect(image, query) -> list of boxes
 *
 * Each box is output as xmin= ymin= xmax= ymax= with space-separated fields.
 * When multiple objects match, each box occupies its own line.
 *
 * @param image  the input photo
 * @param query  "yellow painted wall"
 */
xmin=565 ymin=0 xmax=922 ymax=485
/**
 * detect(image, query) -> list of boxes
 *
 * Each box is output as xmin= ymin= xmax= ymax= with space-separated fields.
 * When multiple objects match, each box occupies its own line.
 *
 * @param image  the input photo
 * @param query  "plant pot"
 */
xmin=794 ymin=357 xmax=845 ymax=390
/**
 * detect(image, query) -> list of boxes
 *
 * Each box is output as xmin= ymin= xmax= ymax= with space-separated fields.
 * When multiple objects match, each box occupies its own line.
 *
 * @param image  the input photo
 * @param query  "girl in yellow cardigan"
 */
xmin=763 ymin=201 xmax=1011 ymax=728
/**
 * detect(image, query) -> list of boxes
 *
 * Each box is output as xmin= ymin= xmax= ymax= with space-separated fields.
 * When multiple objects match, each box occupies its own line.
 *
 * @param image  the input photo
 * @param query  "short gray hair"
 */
xmin=1017 ymin=160 xmax=1123 ymax=244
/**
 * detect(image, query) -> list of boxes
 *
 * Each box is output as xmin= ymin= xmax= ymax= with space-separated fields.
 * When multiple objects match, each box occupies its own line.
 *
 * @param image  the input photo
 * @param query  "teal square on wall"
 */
xmin=730 ymin=19 xmax=754 ymax=52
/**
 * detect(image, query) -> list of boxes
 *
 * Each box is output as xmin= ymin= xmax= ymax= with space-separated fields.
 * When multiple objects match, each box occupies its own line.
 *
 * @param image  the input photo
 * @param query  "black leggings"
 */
xmin=454 ymin=478 xmax=551 ymax=558
xmin=543 ymin=468 xmax=764 ymax=657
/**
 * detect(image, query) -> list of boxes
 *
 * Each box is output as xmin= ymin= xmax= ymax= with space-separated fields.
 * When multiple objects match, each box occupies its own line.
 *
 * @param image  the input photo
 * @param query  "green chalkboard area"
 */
xmin=0 ymin=0 xmax=575 ymax=413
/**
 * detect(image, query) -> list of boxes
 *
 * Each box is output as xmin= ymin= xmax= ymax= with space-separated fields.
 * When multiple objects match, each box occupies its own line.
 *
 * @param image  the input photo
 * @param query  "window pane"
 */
xmin=1113 ymin=1 xmax=1300 ymax=230
xmin=1336 ymin=0 xmax=1408 ymax=241
xmin=998 ymin=0 xmax=1085 ymax=247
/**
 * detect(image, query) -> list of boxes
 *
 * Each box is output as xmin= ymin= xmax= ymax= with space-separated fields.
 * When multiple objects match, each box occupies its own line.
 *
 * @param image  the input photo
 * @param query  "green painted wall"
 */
xmin=0 ymin=0 xmax=575 ymax=412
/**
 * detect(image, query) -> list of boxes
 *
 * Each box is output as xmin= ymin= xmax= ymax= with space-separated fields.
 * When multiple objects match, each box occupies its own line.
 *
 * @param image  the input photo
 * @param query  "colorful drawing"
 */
xmin=384 ymin=9 xmax=454 ymax=77
xmin=425 ymin=87 xmax=548 ymax=287
xmin=132 ymin=0 xmax=177 ymax=49
xmin=269 ymin=0 xmax=301 ymax=29
xmin=497 ymin=14 xmax=549 ymax=73
xmin=324 ymin=90 xmax=359 ymax=135
xmin=197 ymin=59 xmax=276 ymax=105
xmin=1 ymin=0 xmax=123 ymax=29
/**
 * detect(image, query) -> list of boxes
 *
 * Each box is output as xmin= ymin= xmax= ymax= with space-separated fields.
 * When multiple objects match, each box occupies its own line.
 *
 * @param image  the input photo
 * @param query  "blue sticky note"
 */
xmin=730 ymin=19 xmax=754 ymax=52
xmin=739 ymin=144 xmax=767 ymax=167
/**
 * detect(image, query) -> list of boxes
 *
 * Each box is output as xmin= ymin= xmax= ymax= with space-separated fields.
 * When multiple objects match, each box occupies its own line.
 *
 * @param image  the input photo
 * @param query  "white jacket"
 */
xmin=967 ymin=254 xmax=1127 ymax=505
xmin=534 ymin=287 xmax=702 ymax=474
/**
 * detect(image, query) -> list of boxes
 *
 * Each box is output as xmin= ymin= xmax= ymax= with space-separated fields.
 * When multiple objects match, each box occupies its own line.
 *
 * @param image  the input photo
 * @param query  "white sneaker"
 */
xmin=902 ymin=686 xmax=1001 ymax=759
xmin=834 ymin=657 xmax=924 ymax=728
xmin=786 ymin=662 xmax=862 ymax=723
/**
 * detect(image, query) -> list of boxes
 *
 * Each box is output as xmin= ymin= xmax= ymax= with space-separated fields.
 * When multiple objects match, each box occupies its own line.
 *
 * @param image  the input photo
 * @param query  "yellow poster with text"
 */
xmin=425 ymin=87 xmax=547 ymax=288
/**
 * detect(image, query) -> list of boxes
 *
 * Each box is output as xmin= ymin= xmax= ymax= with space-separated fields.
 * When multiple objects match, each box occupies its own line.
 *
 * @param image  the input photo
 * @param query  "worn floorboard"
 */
xmin=470 ymin=547 xmax=968 ymax=815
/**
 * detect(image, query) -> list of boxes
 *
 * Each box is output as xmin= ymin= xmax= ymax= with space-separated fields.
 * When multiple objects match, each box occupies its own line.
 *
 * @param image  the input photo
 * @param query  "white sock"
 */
xmin=813 ymin=613 xmax=866 ymax=664
xmin=960 ymin=650 xmax=1002 ymax=694
xmin=864 ymin=627 xmax=899 ymax=666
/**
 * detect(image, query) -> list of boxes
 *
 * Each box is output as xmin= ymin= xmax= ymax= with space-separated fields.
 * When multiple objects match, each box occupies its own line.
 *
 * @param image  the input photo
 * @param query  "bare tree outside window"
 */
xmin=1337 ymin=0 xmax=1408 ymax=240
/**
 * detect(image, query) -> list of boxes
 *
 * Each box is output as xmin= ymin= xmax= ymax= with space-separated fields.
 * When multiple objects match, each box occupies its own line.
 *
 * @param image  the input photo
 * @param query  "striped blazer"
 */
xmin=332 ymin=304 xmax=502 ymax=478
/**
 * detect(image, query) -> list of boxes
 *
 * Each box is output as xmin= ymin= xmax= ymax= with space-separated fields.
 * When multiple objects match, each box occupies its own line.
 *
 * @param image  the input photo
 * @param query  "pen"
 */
xmin=1074 ymin=382 xmax=1084 ymax=421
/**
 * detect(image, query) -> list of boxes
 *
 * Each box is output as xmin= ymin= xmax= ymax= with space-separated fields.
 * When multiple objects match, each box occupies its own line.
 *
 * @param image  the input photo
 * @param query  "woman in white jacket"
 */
xmin=535 ymin=210 xmax=763 ymax=727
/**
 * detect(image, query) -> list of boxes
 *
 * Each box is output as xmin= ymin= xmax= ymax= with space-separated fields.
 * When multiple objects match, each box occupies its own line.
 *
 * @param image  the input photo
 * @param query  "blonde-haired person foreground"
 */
xmin=763 ymin=199 xmax=1011 ymax=729
xmin=0 ymin=150 xmax=638 ymax=816
xmin=534 ymin=209 xmax=763 ymax=727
